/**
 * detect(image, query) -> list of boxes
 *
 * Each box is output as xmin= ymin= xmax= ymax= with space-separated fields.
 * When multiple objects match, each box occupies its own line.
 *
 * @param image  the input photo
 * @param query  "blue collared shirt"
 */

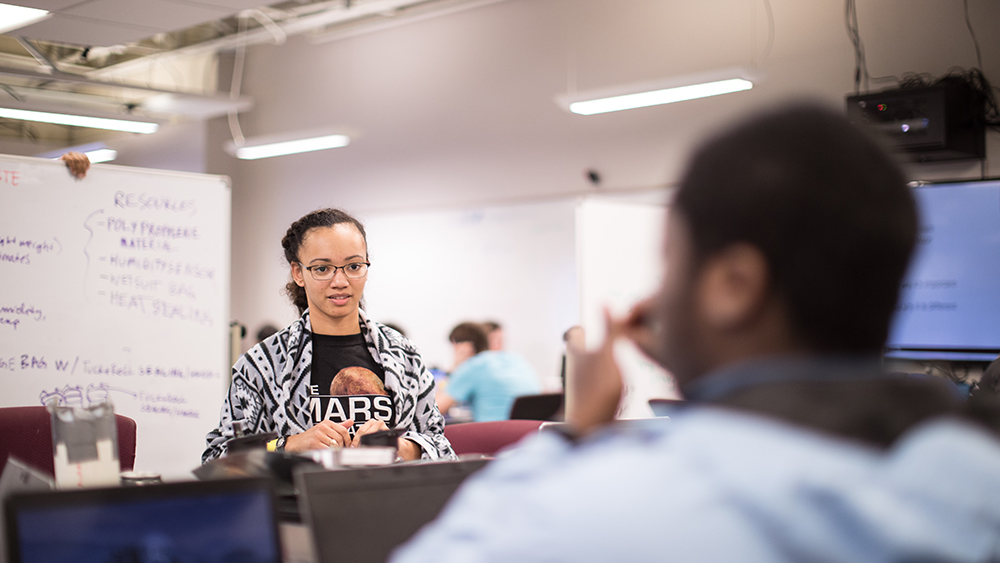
xmin=392 ymin=359 xmax=1000 ymax=563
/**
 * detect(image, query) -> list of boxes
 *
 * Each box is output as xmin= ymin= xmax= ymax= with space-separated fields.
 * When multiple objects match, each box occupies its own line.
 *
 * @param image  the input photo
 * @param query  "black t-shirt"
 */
xmin=310 ymin=332 xmax=393 ymax=429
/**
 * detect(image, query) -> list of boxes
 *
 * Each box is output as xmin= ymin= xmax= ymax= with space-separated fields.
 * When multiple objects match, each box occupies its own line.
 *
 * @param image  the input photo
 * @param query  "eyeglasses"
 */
xmin=298 ymin=261 xmax=369 ymax=281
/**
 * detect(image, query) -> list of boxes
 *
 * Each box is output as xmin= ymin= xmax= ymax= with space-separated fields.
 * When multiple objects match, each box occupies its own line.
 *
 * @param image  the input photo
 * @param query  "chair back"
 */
xmin=443 ymin=419 xmax=544 ymax=456
xmin=509 ymin=392 xmax=564 ymax=421
xmin=0 ymin=406 xmax=136 ymax=477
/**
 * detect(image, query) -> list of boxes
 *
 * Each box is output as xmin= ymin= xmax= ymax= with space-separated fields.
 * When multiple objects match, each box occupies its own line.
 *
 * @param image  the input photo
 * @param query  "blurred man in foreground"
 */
xmin=393 ymin=104 xmax=1000 ymax=562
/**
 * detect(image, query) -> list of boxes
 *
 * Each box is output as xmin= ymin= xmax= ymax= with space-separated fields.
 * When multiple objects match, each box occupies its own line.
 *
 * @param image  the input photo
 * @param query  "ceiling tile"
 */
xmin=14 ymin=13 xmax=161 ymax=46
xmin=63 ymin=0 xmax=231 ymax=31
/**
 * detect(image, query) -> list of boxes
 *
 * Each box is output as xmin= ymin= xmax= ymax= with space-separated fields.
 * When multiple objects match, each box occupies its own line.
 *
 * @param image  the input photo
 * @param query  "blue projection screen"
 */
xmin=886 ymin=179 xmax=1000 ymax=361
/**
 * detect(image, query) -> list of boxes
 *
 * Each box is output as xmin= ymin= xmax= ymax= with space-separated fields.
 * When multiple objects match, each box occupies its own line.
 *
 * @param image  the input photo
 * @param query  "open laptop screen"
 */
xmin=5 ymin=478 xmax=281 ymax=563
xmin=296 ymin=459 xmax=489 ymax=563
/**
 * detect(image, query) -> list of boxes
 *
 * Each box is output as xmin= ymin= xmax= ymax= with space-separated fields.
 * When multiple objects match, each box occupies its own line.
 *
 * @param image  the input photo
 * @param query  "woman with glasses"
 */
xmin=203 ymin=208 xmax=455 ymax=462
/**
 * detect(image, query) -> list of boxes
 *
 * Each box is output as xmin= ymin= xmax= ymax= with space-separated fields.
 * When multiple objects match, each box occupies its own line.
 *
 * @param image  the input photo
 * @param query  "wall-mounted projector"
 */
xmin=846 ymin=78 xmax=984 ymax=162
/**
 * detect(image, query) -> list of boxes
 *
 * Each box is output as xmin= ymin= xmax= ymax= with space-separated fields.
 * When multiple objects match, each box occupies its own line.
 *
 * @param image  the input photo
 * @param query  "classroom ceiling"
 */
xmin=0 ymin=0 xmax=492 ymax=143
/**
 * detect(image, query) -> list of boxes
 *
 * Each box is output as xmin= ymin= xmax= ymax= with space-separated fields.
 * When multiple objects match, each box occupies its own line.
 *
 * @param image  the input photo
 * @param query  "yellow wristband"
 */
xmin=266 ymin=438 xmax=278 ymax=452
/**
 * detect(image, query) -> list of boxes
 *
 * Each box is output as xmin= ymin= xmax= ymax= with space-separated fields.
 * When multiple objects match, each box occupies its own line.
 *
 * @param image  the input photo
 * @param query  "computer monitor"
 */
xmin=5 ymin=478 xmax=282 ymax=563
xmin=885 ymin=178 xmax=1000 ymax=362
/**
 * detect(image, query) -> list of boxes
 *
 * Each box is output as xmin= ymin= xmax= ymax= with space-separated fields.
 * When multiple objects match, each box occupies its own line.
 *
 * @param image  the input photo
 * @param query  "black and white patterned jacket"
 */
xmin=203 ymin=309 xmax=455 ymax=462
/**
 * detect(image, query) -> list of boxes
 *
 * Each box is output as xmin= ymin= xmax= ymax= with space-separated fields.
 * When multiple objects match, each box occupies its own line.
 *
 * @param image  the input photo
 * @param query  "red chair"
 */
xmin=444 ymin=419 xmax=545 ymax=456
xmin=0 ymin=406 xmax=137 ymax=477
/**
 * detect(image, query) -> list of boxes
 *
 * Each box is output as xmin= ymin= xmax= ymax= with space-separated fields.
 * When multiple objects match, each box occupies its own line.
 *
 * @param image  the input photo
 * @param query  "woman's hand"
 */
xmin=350 ymin=418 xmax=389 ymax=447
xmin=284 ymin=419 xmax=354 ymax=452
xmin=351 ymin=418 xmax=423 ymax=461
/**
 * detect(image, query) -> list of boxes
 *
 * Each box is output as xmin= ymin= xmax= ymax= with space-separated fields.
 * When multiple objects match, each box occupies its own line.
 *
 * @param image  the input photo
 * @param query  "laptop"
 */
xmin=5 ymin=477 xmax=283 ymax=563
xmin=0 ymin=458 xmax=53 ymax=563
xmin=296 ymin=458 xmax=490 ymax=563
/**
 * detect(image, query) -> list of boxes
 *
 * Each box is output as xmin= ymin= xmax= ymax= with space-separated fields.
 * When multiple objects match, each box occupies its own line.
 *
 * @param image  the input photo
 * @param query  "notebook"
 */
xmin=4 ymin=477 xmax=283 ymax=563
xmin=296 ymin=458 xmax=489 ymax=563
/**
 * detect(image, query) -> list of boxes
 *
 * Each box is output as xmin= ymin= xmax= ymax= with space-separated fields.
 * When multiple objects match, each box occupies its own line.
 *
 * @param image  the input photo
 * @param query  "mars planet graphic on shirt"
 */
xmin=330 ymin=366 xmax=388 ymax=396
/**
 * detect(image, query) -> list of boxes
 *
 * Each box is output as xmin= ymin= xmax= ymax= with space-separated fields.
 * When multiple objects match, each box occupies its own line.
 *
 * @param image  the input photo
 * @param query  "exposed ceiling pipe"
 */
xmin=86 ymin=0 xmax=506 ymax=80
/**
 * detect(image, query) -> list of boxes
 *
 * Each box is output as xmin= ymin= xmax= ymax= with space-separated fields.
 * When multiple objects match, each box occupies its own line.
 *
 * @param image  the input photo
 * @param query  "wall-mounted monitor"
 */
xmin=885 ymin=178 xmax=1000 ymax=362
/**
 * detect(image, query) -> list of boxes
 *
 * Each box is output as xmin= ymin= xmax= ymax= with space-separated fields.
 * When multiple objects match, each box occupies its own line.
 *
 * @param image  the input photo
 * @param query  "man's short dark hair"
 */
xmin=482 ymin=321 xmax=501 ymax=333
xmin=673 ymin=103 xmax=918 ymax=353
xmin=450 ymin=322 xmax=489 ymax=354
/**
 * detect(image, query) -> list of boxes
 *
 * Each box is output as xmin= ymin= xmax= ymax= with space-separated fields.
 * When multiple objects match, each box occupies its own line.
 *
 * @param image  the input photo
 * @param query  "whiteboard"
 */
xmin=0 ymin=154 xmax=230 ymax=480
xmin=575 ymin=197 xmax=680 ymax=418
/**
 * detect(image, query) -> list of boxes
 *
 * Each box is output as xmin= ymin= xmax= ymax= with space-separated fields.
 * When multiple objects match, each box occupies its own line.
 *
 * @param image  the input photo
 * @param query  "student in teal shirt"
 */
xmin=437 ymin=323 xmax=541 ymax=422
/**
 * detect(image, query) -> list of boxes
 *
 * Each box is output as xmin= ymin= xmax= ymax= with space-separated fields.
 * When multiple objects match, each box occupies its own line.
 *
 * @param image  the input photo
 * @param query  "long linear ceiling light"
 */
xmin=37 ymin=143 xmax=118 ymax=163
xmin=0 ymin=3 xmax=49 ymax=35
xmin=227 ymin=134 xmax=351 ymax=160
xmin=84 ymin=148 xmax=118 ymax=163
xmin=557 ymin=67 xmax=761 ymax=116
xmin=0 ymin=107 xmax=158 ymax=134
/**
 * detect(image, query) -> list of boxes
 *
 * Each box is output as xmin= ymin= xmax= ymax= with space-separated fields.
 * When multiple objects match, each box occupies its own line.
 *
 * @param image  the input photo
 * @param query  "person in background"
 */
xmin=559 ymin=325 xmax=584 ymax=390
xmin=437 ymin=322 xmax=541 ymax=422
xmin=254 ymin=323 xmax=279 ymax=344
xmin=482 ymin=321 xmax=504 ymax=351
xmin=382 ymin=322 xmax=407 ymax=337
xmin=204 ymin=208 xmax=454 ymax=462
xmin=393 ymin=104 xmax=1000 ymax=562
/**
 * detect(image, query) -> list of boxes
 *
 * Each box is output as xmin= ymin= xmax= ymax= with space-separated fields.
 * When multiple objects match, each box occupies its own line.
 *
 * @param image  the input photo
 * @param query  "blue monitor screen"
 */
xmin=11 ymin=483 xmax=280 ymax=563
xmin=886 ymin=179 xmax=1000 ymax=361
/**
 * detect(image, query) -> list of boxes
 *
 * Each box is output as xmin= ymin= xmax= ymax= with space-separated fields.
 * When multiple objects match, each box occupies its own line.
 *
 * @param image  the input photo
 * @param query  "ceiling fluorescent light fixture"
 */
xmin=84 ymin=148 xmax=118 ymax=163
xmin=227 ymin=133 xmax=351 ymax=160
xmin=0 ymin=107 xmax=158 ymax=134
xmin=37 ymin=143 xmax=117 ymax=163
xmin=0 ymin=3 xmax=49 ymax=35
xmin=557 ymin=67 xmax=761 ymax=116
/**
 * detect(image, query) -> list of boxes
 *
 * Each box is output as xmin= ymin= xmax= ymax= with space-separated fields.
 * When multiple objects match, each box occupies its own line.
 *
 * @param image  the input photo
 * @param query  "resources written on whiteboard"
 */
xmin=0 ymin=302 xmax=44 ymax=331
xmin=0 ymin=234 xmax=60 ymax=266
xmin=83 ymin=197 xmax=219 ymax=327
xmin=0 ymin=352 xmax=220 ymax=381
xmin=38 ymin=382 xmax=201 ymax=420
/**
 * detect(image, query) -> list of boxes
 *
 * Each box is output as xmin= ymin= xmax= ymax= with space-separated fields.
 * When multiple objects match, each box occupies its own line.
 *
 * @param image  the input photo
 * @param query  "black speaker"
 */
xmin=846 ymin=78 xmax=985 ymax=162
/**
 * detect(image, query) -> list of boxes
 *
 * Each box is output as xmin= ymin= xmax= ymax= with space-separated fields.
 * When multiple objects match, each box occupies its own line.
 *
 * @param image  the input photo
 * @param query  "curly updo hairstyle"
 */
xmin=282 ymin=208 xmax=368 ymax=315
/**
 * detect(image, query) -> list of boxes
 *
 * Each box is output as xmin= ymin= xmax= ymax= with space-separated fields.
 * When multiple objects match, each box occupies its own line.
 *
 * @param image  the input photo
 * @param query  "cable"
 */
xmin=228 ymin=15 xmax=248 ymax=148
xmin=244 ymin=9 xmax=286 ymax=45
xmin=0 ymin=119 xmax=38 ymax=143
xmin=1 ymin=84 xmax=24 ymax=102
xmin=963 ymin=0 xmax=983 ymax=72
xmin=844 ymin=0 xmax=868 ymax=93
xmin=755 ymin=0 xmax=774 ymax=69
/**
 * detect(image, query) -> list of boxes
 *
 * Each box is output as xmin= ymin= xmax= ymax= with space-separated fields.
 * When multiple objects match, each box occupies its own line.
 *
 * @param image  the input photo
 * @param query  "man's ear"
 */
xmin=695 ymin=244 xmax=770 ymax=330
xmin=290 ymin=262 xmax=306 ymax=288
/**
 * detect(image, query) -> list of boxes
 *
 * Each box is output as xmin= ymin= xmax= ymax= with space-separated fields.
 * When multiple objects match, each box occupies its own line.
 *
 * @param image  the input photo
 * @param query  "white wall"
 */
xmin=362 ymin=200 xmax=577 ymax=388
